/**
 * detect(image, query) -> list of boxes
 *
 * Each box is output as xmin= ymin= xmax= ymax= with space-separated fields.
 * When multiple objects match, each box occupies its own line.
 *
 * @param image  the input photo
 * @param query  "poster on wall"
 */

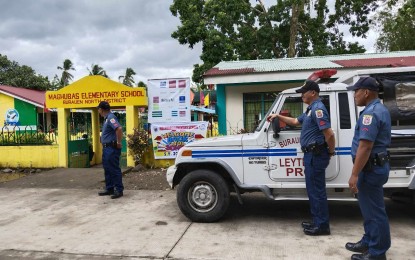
xmin=147 ymin=78 xmax=191 ymax=123
xmin=2 ymin=108 xmax=37 ymax=131
xmin=150 ymin=122 xmax=208 ymax=159
xmin=5 ymin=108 xmax=20 ymax=126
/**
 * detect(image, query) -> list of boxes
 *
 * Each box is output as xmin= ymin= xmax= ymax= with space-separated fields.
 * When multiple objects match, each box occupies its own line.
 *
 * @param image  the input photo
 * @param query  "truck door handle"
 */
xmin=264 ymin=164 xmax=277 ymax=170
xmin=263 ymin=141 xmax=276 ymax=148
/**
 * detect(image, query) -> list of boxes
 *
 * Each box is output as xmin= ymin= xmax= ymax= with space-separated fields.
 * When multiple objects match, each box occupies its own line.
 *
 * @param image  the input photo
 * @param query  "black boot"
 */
xmin=303 ymin=226 xmax=330 ymax=236
xmin=98 ymin=189 xmax=114 ymax=196
xmin=301 ymin=221 xmax=314 ymax=229
xmin=351 ymin=252 xmax=386 ymax=260
xmin=345 ymin=240 xmax=368 ymax=253
xmin=111 ymin=190 xmax=123 ymax=199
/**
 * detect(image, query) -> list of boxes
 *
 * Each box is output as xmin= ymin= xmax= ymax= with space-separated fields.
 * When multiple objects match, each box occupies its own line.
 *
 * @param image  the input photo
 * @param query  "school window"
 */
xmin=243 ymin=92 xmax=279 ymax=132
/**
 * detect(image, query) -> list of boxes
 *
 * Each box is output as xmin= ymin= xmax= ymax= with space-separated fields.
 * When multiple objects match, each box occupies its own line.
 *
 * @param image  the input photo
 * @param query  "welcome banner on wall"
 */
xmin=150 ymin=122 xmax=208 ymax=159
xmin=147 ymin=78 xmax=191 ymax=123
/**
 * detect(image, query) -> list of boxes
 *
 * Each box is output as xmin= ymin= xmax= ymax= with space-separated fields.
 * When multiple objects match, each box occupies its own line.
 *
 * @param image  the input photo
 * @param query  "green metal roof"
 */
xmin=205 ymin=51 xmax=415 ymax=76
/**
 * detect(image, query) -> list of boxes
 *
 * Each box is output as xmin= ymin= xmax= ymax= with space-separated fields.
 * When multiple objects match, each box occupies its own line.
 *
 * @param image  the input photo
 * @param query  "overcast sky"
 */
xmin=0 ymin=0 xmax=377 ymax=85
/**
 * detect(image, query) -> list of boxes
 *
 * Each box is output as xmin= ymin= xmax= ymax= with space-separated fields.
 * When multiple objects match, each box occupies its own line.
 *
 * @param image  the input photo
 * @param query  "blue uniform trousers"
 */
xmin=304 ymin=151 xmax=330 ymax=228
xmin=357 ymin=164 xmax=391 ymax=256
xmin=102 ymin=146 xmax=124 ymax=192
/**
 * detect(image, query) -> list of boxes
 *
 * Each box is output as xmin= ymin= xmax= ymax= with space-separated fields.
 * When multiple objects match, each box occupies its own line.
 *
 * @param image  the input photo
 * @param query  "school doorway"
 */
xmin=67 ymin=112 xmax=91 ymax=168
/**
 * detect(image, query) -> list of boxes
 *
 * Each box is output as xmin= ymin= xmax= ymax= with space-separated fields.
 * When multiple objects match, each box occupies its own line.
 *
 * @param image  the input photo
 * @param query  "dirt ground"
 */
xmin=0 ymin=166 xmax=171 ymax=191
xmin=123 ymin=167 xmax=171 ymax=190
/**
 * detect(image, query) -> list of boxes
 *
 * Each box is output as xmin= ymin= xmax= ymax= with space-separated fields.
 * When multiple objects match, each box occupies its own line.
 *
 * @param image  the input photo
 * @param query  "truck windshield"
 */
xmin=255 ymin=94 xmax=281 ymax=132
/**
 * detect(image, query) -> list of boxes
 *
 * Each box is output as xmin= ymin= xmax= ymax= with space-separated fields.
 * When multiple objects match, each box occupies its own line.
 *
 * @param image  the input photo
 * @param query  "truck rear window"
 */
xmin=338 ymin=93 xmax=351 ymax=129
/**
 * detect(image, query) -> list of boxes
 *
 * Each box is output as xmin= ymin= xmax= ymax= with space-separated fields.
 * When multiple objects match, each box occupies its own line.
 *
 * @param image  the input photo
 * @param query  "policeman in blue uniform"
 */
xmin=268 ymin=80 xmax=336 ymax=236
xmin=346 ymin=77 xmax=391 ymax=260
xmin=97 ymin=101 xmax=124 ymax=199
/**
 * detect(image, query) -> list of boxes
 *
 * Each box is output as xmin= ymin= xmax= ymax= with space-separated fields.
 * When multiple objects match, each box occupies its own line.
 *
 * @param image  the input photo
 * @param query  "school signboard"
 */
xmin=45 ymin=76 xmax=148 ymax=108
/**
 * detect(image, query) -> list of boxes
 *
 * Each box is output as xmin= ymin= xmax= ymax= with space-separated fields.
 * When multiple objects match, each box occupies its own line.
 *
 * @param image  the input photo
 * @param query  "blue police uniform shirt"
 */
xmin=101 ymin=112 xmax=121 ymax=144
xmin=351 ymin=99 xmax=391 ymax=158
xmin=297 ymin=98 xmax=331 ymax=147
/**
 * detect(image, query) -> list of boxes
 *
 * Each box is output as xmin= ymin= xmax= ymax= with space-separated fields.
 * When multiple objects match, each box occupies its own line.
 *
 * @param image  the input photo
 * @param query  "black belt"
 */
xmin=353 ymin=152 xmax=390 ymax=171
xmin=354 ymin=157 xmax=378 ymax=165
xmin=301 ymin=142 xmax=327 ymax=153
xmin=103 ymin=141 xmax=116 ymax=148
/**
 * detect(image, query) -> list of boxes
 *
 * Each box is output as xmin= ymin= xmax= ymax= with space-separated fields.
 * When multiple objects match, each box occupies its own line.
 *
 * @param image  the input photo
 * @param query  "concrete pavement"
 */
xmin=0 ymin=188 xmax=414 ymax=259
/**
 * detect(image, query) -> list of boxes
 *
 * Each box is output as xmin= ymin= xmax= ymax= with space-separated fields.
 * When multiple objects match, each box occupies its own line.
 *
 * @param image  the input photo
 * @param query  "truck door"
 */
xmin=335 ymin=92 xmax=355 ymax=170
xmin=267 ymin=93 xmax=340 ymax=182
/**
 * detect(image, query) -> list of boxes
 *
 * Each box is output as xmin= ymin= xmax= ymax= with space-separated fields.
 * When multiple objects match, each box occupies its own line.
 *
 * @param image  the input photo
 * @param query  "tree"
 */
xmin=49 ymin=75 xmax=61 ymax=91
xmin=170 ymin=0 xmax=376 ymax=84
xmin=137 ymin=81 xmax=147 ymax=88
xmin=374 ymin=0 xmax=415 ymax=52
xmin=0 ymin=54 xmax=52 ymax=90
xmin=57 ymin=59 xmax=75 ymax=87
xmin=118 ymin=68 xmax=136 ymax=87
xmin=88 ymin=64 xmax=108 ymax=78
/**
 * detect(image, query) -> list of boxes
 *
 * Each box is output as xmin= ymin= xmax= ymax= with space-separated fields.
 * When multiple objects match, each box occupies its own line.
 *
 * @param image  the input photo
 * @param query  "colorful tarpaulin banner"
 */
xmin=150 ymin=122 xmax=208 ymax=159
xmin=147 ymin=78 xmax=191 ymax=123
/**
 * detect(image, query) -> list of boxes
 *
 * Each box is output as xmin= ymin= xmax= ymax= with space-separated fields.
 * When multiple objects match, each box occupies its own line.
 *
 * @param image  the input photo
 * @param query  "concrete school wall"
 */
xmin=0 ymin=145 xmax=59 ymax=168
xmin=0 ymin=142 xmax=172 ymax=169
xmin=142 ymin=146 xmax=174 ymax=169
xmin=0 ymin=144 xmax=172 ymax=169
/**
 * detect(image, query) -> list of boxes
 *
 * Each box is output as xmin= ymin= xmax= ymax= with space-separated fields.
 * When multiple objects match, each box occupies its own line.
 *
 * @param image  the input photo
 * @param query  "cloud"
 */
xmin=0 ymin=0 xmax=202 ymax=84
xmin=0 ymin=0 xmax=378 ymax=85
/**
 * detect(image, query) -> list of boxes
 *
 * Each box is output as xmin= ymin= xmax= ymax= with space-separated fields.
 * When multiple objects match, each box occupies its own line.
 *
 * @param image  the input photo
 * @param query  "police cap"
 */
xmin=97 ymin=101 xmax=111 ymax=110
xmin=347 ymin=77 xmax=380 ymax=92
xmin=295 ymin=80 xmax=320 ymax=93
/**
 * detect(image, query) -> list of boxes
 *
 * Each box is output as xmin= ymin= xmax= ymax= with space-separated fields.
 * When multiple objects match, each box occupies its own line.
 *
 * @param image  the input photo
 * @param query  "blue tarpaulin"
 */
xmin=191 ymin=105 xmax=215 ymax=114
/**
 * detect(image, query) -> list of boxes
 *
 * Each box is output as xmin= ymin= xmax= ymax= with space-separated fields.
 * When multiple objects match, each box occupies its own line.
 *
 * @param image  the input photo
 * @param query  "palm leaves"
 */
xmin=137 ymin=81 xmax=147 ymax=88
xmin=54 ymin=60 xmax=138 ymax=89
xmin=57 ymin=59 xmax=75 ymax=87
xmin=118 ymin=68 xmax=136 ymax=87
xmin=88 ymin=64 xmax=108 ymax=78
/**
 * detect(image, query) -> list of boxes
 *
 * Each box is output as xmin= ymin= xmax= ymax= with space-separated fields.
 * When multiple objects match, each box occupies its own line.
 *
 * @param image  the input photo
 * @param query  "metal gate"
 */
xmin=67 ymin=113 xmax=91 ymax=168
xmin=113 ymin=112 xmax=127 ymax=168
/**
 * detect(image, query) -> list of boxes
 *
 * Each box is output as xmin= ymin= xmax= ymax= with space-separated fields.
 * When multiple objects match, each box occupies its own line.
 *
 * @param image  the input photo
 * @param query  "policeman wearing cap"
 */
xmin=267 ymin=80 xmax=335 ymax=236
xmin=97 ymin=101 xmax=124 ymax=199
xmin=345 ymin=77 xmax=391 ymax=260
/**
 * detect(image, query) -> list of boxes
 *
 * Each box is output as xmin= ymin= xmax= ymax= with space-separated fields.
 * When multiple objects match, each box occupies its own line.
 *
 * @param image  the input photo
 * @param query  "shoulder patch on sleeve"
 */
xmin=110 ymin=118 xmax=116 ymax=124
xmin=315 ymin=110 xmax=323 ymax=118
xmin=362 ymin=115 xmax=373 ymax=125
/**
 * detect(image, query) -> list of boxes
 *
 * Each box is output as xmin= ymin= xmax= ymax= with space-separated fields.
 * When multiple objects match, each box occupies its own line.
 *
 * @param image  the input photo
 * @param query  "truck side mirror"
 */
xmin=272 ymin=117 xmax=281 ymax=138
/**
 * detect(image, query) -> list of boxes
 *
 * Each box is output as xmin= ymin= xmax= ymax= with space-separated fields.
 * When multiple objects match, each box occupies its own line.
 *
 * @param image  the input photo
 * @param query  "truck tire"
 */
xmin=177 ymin=169 xmax=230 ymax=222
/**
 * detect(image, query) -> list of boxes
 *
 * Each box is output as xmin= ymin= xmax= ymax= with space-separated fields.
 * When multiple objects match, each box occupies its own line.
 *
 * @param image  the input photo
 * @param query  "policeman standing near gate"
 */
xmin=267 ymin=80 xmax=335 ymax=236
xmin=345 ymin=77 xmax=391 ymax=260
xmin=97 ymin=101 xmax=124 ymax=199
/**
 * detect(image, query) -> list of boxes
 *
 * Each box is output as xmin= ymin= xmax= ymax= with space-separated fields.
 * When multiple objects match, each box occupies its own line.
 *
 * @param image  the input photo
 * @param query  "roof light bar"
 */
xmin=307 ymin=69 xmax=337 ymax=81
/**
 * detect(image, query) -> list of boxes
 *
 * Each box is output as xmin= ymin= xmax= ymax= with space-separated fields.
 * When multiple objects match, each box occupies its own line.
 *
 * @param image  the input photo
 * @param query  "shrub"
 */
xmin=0 ymin=130 xmax=55 ymax=145
xmin=127 ymin=128 xmax=149 ymax=165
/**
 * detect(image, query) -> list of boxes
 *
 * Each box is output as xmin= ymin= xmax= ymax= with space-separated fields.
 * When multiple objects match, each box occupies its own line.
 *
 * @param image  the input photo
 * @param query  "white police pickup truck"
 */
xmin=167 ymin=67 xmax=415 ymax=222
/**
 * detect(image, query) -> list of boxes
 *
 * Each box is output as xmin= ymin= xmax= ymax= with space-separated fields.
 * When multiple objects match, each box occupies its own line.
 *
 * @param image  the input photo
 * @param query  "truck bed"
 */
xmin=389 ymin=133 xmax=415 ymax=169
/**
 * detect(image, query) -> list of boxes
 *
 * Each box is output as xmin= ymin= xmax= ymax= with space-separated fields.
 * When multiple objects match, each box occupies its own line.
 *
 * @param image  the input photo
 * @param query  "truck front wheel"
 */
xmin=177 ymin=170 xmax=230 ymax=222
